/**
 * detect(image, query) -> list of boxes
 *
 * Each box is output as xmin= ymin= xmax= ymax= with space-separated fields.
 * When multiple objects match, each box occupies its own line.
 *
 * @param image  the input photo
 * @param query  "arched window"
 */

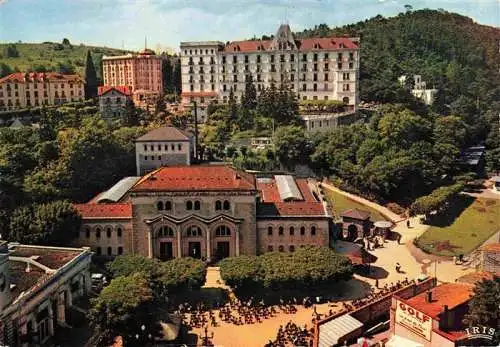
xmin=267 ymin=245 xmax=274 ymax=252
xmin=158 ymin=226 xmax=174 ymax=237
xmin=215 ymin=225 xmax=231 ymax=237
xmin=289 ymin=226 xmax=295 ymax=236
xmin=95 ymin=228 xmax=101 ymax=238
xmin=223 ymin=200 xmax=230 ymax=210
xmin=215 ymin=200 xmax=222 ymax=210
xmin=118 ymin=247 xmax=123 ymax=255
xmin=300 ymin=226 xmax=305 ymax=235
xmin=278 ymin=226 xmax=284 ymax=236
xmin=194 ymin=201 xmax=201 ymax=210
xmin=186 ymin=226 xmax=202 ymax=237
xmin=278 ymin=245 xmax=284 ymax=252
xmin=311 ymin=226 xmax=317 ymax=236
xmin=107 ymin=247 xmax=112 ymax=256
xmin=117 ymin=228 xmax=122 ymax=238
xmin=96 ymin=247 xmax=102 ymax=255
xmin=85 ymin=227 xmax=90 ymax=238
xmin=157 ymin=201 xmax=164 ymax=211
xmin=342 ymin=97 xmax=349 ymax=104
xmin=267 ymin=226 xmax=273 ymax=236
xmin=165 ymin=201 xmax=172 ymax=211
xmin=106 ymin=227 xmax=112 ymax=238
xmin=186 ymin=201 xmax=193 ymax=210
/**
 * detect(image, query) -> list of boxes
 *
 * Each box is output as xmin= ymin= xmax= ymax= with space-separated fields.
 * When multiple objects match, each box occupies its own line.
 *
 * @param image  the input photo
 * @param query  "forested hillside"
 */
xmin=296 ymin=9 xmax=499 ymax=110
xmin=0 ymin=41 xmax=130 ymax=80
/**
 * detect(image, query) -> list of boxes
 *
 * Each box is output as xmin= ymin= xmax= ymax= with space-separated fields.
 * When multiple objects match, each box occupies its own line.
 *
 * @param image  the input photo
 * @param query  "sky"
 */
xmin=0 ymin=0 xmax=498 ymax=52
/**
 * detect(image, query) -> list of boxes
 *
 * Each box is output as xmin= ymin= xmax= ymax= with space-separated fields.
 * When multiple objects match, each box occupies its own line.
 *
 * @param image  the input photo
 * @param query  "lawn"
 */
xmin=415 ymin=196 xmax=500 ymax=256
xmin=324 ymin=187 xmax=389 ymax=221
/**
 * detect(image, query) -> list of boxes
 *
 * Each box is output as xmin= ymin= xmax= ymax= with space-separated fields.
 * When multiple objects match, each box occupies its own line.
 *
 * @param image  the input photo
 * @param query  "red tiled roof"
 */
xmin=480 ymin=243 xmax=500 ymax=252
xmin=98 ymin=85 xmax=132 ymax=96
xmin=181 ymin=91 xmax=218 ymax=97
xmin=257 ymin=178 xmax=326 ymax=217
xmin=131 ymin=165 xmax=256 ymax=192
xmin=405 ymin=283 xmax=474 ymax=319
xmin=223 ymin=37 xmax=358 ymax=53
xmin=341 ymin=208 xmax=371 ymax=220
xmin=73 ymin=203 xmax=132 ymax=219
xmin=0 ymin=72 xmax=83 ymax=84
xmin=224 ymin=40 xmax=272 ymax=52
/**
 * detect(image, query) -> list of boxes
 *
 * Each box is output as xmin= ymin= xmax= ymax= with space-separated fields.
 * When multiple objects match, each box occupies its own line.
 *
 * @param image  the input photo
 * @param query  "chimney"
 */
xmin=426 ymin=290 xmax=432 ymax=303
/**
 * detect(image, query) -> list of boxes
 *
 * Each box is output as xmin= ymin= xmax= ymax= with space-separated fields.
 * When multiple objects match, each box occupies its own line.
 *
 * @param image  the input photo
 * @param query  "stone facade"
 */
xmin=0 ymin=72 xmax=84 ymax=111
xmin=74 ymin=167 xmax=332 ymax=261
xmin=180 ymin=24 xmax=360 ymax=122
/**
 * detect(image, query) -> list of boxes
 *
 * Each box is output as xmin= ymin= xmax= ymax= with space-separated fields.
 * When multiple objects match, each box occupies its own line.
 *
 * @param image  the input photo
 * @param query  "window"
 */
xmin=186 ymin=200 xmax=193 ymax=210
xmin=157 ymin=201 xmax=164 ymax=210
xmin=313 ymin=73 xmax=318 ymax=81
xmin=343 ymin=84 xmax=350 ymax=92
xmin=278 ymin=226 xmax=284 ymax=236
xmin=215 ymin=225 xmax=231 ymax=236
xmin=289 ymin=245 xmax=295 ymax=252
xmin=157 ymin=155 xmax=161 ymax=161
xmin=107 ymin=247 xmax=112 ymax=256
xmin=290 ymin=74 xmax=294 ymax=82
xmin=270 ymin=55 xmax=275 ymax=63
xmin=233 ymin=75 xmax=238 ymax=82
xmin=85 ymin=228 xmax=90 ymax=238
xmin=165 ymin=201 xmax=172 ymax=211
xmin=117 ymin=228 xmax=122 ymax=237
xmin=289 ymin=226 xmax=295 ymax=236
xmin=278 ymin=245 xmax=284 ymax=252
xmin=290 ymin=54 xmax=295 ymax=62
xmin=144 ymin=156 xmax=148 ymax=161
xmin=302 ymin=53 xmax=307 ymax=61
xmin=349 ymin=62 xmax=354 ymax=69
xmin=171 ymin=144 xmax=175 ymax=151
xmin=311 ymin=226 xmax=317 ymax=235
xmin=118 ymin=247 xmax=123 ymax=255
xmin=157 ymin=144 xmax=161 ymax=151
xmin=178 ymin=144 xmax=182 ymax=151
xmin=144 ymin=144 xmax=147 ymax=151
xmin=325 ymin=63 xmax=329 ymax=70
xmin=158 ymin=226 xmax=174 ymax=237
xmin=150 ymin=145 xmax=154 ymax=151
xmin=268 ymin=226 xmax=273 ymax=236
xmin=186 ymin=226 xmax=202 ymax=237
xmin=324 ymin=53 xmax=329 ymax=60
xmin=302 ymin=84 xmax=306 ymax=91
xmin=106 ymin=228 xmax=112 ymax=238
xmin=223 ymin=200 xmax=230 ymax=210
xmin=268 ymin=245 xmax=274 ymax=252
xmin=194 ymin=200 xmax=201 ymax=210
xmin=96 ymin=247 xmax=102 ymax=256
xmin=313 ymin=84 xmax=317 ymax=91
xmin=324 ymin=83 xmax=328 ymax=91
xmin=300 ymin=226 xmax=305 ymax=235
xmin=324 ymin=73 xmax=329 ymax=81
xmin=215 ymin=200 xmax=222 ymax=210
xmin=338 ymin=63 xmax=342 ymax=69
xmin=96 ymin=228 xmax=101 ymax=238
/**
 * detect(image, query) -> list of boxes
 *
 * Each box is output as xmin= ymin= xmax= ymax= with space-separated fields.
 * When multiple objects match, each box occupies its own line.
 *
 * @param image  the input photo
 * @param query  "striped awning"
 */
xmin=318 ymin=314 xmax=364 ymax=347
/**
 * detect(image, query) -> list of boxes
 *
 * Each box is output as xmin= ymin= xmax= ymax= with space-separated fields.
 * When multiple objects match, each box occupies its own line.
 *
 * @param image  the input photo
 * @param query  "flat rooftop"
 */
xmin=10 ymin=245 xmax=82 ymax=269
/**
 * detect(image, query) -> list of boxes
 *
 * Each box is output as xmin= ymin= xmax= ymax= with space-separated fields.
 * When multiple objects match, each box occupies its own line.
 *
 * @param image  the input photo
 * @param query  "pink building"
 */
xmin=102 ymin=49 xmax=163 ymax=98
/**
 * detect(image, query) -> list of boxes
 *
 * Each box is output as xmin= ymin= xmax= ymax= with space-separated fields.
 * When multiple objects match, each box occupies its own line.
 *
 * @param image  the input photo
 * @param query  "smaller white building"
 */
xmin=301 ymin=111 xmax=358 ymax=133
xmin=0 ymin=241 xmax=92 ymax=347
xmin=135 ymin=127 xmax=195 ymax=175
xmin=400 ymin=75 xmax=438 ymax=105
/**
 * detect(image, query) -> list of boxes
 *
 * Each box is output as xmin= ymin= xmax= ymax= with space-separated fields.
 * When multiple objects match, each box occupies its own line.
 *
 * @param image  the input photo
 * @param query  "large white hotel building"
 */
xmin=180 ymin=24 xmax=360 ymax=119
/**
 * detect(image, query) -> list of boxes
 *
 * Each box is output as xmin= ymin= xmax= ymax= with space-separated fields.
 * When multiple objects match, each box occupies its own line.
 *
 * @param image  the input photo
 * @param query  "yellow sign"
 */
xmin=395 ymin=300 xmax=432 ymax=341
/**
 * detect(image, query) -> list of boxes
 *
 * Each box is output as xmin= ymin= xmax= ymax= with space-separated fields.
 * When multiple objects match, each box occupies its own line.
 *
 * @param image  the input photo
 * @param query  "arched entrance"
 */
xmin=214 ymin=225 xmax=232 ymax=260
xmin=184 ymin=225 xmax=204 ymax=259
xmin=156 ymin=226 xmax=175 ymax=260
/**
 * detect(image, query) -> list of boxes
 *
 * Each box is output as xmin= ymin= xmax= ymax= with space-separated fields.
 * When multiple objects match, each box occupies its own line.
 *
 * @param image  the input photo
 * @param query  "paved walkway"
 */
xmin=321 ymin=182 xmax=405 ymax=223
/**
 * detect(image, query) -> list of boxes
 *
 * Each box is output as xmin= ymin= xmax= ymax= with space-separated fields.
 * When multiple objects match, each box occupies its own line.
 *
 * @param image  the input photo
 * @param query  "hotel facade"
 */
xmin=180 ymin=24 xmax=360 ymax=119
xmin=0 ymin=72 xmax=84 ymax=111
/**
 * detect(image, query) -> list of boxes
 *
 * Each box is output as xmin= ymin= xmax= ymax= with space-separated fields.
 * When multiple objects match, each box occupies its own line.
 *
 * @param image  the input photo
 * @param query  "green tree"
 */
xmin=241 ymin=75 xmax=257 ymax=110
xmin=84 ymin=50 xmax=98 ymax=99
xmin=273 ymin=125 xmax=312 ymax=169
xmin=9 ymin=200 xmax=81 ymax=246
xmin=3 ymin=44 xmax=19 ymax=58
xmin=62 ymin=38 xmax=71 ymax=46
xmin=89 ymin=273 xmax=161 ymax=346
xmin=463 ymin=276 xmax=500 ymax=343
xmin=0 ymin=63 xmax=12 ymax=78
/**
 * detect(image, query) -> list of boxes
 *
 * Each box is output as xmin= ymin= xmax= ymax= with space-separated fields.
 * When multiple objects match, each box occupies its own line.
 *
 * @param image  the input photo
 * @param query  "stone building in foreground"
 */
xmin=0 ymin=241 xmax=92 ymax=346
xmin=73 ymin=165 xmax=331 ymax=261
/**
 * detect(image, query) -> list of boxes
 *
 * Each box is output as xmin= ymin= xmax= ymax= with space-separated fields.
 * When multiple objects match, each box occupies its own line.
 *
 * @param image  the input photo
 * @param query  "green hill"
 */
xmin=0 ymin=41 xmax=131 ymax=80
xmin=295 ymin=9 xmax=500 ymax=108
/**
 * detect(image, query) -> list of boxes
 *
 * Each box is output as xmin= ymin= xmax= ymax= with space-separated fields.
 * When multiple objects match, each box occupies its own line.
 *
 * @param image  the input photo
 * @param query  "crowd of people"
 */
xmin=265 ymin=321 xmax=313 ymax=347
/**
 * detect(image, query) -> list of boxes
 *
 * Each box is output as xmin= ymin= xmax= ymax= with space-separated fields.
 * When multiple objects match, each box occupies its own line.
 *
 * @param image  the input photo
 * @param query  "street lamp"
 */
xmin=202 ymin=325 xmax=214 ymax=346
